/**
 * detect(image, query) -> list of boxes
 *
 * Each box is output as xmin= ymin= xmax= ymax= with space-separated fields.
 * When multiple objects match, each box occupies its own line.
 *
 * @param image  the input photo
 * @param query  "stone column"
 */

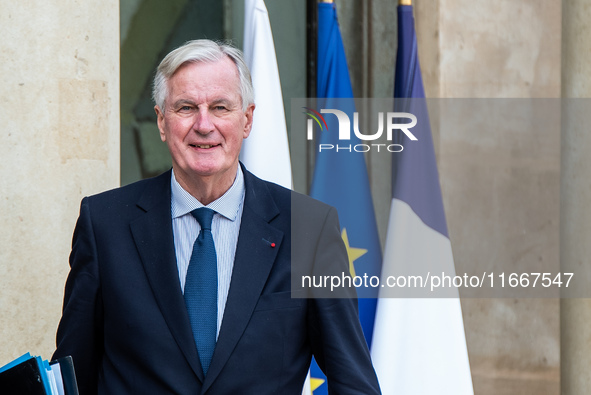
xmin=561 ymin=0 xmax=591 ymax=393
xmin=437 ymin=0 xmax=561 ymax=394
xmin=0 ymin=1 xmax=119 ymax=362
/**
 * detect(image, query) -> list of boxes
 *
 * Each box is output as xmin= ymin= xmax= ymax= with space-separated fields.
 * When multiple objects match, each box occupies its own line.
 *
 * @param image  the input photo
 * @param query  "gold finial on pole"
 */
xmin=319 ymin=0 xmax=334 ymax=3
xmin=399 ymin=0 xmax=412 ymax=5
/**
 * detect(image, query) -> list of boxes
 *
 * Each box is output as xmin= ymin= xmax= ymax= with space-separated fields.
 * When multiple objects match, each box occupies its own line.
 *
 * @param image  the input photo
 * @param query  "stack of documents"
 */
xmin=0 ymin=353 xmax=78 ymax=395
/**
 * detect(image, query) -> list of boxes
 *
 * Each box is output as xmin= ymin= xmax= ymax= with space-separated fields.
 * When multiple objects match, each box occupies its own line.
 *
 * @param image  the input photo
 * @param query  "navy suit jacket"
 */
xmin=53 ymin=166 xmax=381 ymax=394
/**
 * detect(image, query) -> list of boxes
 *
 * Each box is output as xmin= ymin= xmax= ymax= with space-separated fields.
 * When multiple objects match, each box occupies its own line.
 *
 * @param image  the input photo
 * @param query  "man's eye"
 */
xmin=213 ymin=105 xmax=227 ymax=111
xmin=179 ymin=106 xmax=193 ymax=111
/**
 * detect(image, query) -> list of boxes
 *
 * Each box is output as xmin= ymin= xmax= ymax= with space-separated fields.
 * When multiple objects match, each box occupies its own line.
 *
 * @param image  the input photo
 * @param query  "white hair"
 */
xmin=152 ymin=39 xmax=254 ymax=111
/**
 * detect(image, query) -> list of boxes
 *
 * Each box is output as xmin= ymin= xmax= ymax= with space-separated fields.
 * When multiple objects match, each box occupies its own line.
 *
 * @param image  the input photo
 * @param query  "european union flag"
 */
xmin=307 ymin=2 xmax=382 ymax=393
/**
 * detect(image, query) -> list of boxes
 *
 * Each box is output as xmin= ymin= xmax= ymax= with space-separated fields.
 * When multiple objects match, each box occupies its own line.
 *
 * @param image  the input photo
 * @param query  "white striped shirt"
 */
xmin=170 ymin=167 xmax=245 ymax=337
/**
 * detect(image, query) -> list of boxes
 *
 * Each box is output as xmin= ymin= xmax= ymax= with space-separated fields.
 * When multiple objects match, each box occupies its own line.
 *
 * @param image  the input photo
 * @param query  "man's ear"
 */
xmin=243 ymin=103 xmax=255 ymax=139
xmin=155 ymin=105 xmax=166 ymax=142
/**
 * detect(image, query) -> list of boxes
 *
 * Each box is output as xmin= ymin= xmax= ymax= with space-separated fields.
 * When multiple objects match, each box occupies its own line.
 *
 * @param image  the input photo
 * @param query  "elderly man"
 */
xmin=53 ymin=39 xmax=380 ymax=394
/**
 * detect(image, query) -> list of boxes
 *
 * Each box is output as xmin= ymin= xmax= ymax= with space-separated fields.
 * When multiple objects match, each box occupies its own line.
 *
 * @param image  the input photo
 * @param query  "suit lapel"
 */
xmin=129 ymin=171 xmax=205 ymax=383
xmin=203 ymin=169 xmax=284 ymax=391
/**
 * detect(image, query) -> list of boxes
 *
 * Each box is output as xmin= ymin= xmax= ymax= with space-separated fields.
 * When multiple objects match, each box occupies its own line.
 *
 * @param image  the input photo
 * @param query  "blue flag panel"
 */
xmin=309 ymin=3 xmax=383 ymax=393
xmin=393 ymin=5 xmax=448 ymax=237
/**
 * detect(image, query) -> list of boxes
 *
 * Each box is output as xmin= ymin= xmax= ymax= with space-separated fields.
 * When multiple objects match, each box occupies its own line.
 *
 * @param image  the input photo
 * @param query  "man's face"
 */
xmin=155 ymin=57 xmax=254 ymax=186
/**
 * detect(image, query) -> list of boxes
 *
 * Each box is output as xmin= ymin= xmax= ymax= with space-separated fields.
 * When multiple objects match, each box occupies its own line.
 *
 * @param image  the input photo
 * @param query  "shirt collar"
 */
xmin=170 ymin=166 xmax=245 ymax=221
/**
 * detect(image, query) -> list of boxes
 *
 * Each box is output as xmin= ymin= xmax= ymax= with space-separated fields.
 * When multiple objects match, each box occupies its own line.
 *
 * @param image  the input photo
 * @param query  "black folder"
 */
xmin=0 ymin=354 xmax=79 ymax=395
xmin=0 ymin=356 xmax=46 ymax=394
xmin=50 ymin=356 xmax=79 ymax=395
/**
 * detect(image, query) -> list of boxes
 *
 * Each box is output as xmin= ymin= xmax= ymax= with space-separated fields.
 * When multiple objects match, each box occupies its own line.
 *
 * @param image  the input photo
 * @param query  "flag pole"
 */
xmin=399 ymin=0 xmax=411 ymax=5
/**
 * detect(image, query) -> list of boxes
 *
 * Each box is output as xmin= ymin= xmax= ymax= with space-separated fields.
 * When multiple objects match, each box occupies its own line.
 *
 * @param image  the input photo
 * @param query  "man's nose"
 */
xmin=193 ymin=109 xmax=215 ymax=134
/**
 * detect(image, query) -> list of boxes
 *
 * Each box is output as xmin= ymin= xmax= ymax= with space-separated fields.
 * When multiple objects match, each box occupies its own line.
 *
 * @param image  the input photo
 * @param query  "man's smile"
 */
xmin=189 ymin=143 xmax=220 ymax=149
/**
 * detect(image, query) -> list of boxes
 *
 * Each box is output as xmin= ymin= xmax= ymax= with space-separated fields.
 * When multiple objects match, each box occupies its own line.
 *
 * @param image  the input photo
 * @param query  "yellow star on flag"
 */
xmin=341 ymin=228 xmax=367 ymax=277
xmin=310 ymin=377 xmax=325 ymax=392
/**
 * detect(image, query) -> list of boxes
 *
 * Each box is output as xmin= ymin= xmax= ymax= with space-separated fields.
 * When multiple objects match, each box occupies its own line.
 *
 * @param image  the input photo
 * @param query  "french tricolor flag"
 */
xmin=241 ymin=0 xmax=293 ymax=190
xmin=370 ymin=4 xmax=474 ymax=394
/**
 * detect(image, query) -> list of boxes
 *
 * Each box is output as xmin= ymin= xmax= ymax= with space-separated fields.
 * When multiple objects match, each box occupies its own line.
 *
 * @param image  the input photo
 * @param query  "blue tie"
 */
xmin=184 ymin=207 xmax=217 ymax=376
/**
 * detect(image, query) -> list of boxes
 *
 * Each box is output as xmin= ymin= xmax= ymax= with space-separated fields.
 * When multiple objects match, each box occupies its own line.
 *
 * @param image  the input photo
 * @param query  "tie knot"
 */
xmin=191 ymin=207 xmax=215 ymax=231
